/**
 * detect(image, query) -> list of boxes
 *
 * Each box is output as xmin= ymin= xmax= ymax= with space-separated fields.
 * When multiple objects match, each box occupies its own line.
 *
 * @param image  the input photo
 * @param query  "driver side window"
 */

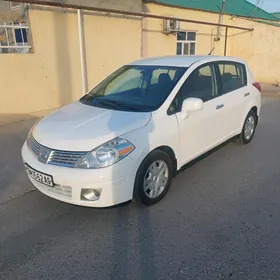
xmin=170 ymin=64 xmax=218 ymax=113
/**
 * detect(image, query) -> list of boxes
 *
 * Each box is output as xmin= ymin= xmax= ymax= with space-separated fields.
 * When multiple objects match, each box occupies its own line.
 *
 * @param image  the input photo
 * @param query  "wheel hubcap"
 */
xmin=143 ymin=160 xmax=169 ymax=199
xmin=244 ymin=115 xmax=255 ymax=140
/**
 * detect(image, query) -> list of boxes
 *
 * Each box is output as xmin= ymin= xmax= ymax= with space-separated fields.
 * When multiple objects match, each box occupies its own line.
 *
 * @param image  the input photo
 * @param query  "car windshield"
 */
xmin=80 ymin=65 xmax=187 ymax=112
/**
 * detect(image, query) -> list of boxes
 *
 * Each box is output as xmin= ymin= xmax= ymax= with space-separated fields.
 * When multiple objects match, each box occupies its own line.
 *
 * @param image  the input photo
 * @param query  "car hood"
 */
xmin=33 ymin=101 xmax=151 ymax=151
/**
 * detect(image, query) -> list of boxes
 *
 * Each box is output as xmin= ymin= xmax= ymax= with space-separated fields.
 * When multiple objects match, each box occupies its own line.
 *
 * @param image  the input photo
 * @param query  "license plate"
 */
xmin=24 ymin=163 xmax=54 ymax=187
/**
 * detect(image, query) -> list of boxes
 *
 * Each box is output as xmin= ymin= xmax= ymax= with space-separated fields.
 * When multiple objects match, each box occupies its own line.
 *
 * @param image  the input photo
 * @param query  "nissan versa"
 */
xmin=22 ymin=55 xmax=261 ymax=207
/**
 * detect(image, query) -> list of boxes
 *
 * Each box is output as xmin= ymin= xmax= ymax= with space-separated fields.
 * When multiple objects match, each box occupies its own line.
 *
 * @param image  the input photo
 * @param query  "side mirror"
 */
xmin=181 ymin=98 xmax=203 ymax=120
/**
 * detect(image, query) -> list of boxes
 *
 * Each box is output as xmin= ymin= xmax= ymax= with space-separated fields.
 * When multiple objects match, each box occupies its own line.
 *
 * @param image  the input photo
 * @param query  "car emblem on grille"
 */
xmin=38 ymin=147 xmax=51 ymax=164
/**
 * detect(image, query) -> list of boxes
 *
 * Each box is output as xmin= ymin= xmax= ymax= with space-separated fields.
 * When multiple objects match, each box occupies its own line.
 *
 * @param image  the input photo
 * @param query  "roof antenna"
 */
xmin=208 ymin=47 xmax=215 ymax=55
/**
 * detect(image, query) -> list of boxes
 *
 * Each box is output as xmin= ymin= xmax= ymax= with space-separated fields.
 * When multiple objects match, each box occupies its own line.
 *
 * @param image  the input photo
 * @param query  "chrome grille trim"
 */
xmin=27 ymin=136 xmax=87 ymax=167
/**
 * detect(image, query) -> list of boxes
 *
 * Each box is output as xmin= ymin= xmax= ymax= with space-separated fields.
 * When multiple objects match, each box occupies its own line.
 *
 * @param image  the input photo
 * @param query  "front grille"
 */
xmin=48 ymin=150 xmax=87 ymax=167
xmin=30 ymin=178 xmax=72 ymax=199
xmin=28 ymin=136 xmax=87 ymax=167
xmin=29 ymin=136 xmax=41 ymax=155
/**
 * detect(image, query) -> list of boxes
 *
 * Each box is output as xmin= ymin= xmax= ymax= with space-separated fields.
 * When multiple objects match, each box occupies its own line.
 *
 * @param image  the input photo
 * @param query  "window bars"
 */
xmin=0 ymin=9 xmax=31 ymax=54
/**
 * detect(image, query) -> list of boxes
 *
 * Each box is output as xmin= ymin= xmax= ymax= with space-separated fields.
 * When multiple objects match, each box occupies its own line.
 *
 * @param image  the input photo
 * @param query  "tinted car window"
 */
xmin=80 ymin=65 xmax=187 ymax=112
xmin=218 ymin=62 xmax=247 ymax=93
xmin=180 ymin=64 xmax=217 ymax=101
xmin=169 ymin=64 xmax=217 ymax=114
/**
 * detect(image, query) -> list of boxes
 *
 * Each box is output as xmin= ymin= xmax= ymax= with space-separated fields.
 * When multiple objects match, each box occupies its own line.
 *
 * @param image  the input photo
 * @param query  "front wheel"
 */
xmin=133 ymin=150 xmax=174 ymax=206
xmin=235 ymin=110 xmax=257 ymax=145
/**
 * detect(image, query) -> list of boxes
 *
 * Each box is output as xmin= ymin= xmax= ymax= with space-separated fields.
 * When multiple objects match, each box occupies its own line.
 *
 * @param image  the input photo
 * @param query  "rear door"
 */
xmin=215 ymin=61 xmax=249 ymax=137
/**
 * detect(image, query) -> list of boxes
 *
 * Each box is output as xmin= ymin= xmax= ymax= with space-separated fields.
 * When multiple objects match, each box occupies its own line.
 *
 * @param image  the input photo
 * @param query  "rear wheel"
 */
xmin=133 ymin=150 xmax=173 ymax=206
xmin=235 ymin=110 xmax=257 ymax=145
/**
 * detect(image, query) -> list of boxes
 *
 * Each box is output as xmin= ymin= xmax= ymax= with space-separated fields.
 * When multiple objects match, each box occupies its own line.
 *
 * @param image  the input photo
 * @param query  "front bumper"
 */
xmin=21 ymin=142 xmax=138 ymax=207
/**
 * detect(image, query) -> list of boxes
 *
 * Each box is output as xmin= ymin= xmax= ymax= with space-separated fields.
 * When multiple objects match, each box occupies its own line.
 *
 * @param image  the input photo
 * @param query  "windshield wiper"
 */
xmin=92 ymin=99 xmax=122 ymax=109
xmin=86 ymin=98 xmax=148 ymax=112
xmin=114 ymin=102 xmax=144 ymax=112
xmin=95 ymin=99 xmax=145 ymax=111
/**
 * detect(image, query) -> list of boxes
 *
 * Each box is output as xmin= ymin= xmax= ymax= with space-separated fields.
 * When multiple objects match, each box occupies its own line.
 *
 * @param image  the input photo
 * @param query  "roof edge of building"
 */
xmin=143 ymin=0 xmax=279 ymax=22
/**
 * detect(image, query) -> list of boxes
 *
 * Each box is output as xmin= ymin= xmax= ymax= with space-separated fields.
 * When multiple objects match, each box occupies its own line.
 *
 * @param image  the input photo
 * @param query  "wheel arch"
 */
xmin=250 ymin=105 xmax=259 ymax=125
xmin=153 ymin=145 xmax=178 ymax=176
xmin=242 ymin=103 xmax=259 ymax=129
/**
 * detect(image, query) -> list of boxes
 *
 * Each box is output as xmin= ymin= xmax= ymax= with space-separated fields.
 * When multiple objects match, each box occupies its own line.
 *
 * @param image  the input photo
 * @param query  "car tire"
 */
xmin=235 ymin=110 xmax=257 ymax=145
xmin=133 ymin=149 xmax=174 ymax=206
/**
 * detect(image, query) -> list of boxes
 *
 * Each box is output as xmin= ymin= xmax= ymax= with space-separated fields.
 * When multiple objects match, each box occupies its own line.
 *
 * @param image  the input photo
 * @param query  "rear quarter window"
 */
xmin=217 ymin=62 xmax=247 ymax=94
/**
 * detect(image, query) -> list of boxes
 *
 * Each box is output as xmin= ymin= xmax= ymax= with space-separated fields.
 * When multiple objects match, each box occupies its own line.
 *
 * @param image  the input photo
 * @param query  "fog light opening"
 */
xmin=81 ymin=188 xmax=102 ymax=201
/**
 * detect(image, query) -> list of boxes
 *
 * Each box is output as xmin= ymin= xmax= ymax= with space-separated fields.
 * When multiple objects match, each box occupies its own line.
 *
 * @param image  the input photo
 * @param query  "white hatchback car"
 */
xmin=22 ymin=55 xmax=261 ymax=207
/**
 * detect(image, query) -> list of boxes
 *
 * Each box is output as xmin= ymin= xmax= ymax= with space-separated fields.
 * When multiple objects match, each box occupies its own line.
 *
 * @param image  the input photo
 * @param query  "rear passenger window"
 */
xmin=218 ymin=62 xmax=247 ymax=94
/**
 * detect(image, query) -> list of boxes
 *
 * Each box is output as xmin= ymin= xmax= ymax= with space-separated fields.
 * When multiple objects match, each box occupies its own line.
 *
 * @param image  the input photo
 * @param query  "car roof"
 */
xmin=128 ymin=55 xmax=246 ymax=68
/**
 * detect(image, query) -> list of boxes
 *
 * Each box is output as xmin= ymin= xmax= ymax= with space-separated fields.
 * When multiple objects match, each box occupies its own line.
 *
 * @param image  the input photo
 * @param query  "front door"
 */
xmin=172 ymin=63 xmax=226 ymax=166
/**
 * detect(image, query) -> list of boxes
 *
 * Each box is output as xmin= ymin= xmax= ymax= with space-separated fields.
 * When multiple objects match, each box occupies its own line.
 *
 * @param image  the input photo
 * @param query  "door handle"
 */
xmin=216 ymin=104 xmax=224 ymax=110
xmin=244 ymin=92 xmax=250 ymax=97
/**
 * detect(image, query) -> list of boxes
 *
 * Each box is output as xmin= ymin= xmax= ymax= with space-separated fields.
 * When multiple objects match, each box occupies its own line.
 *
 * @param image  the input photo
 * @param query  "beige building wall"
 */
xmin=227 ymin=17 xmax=280 ymax=84
xmin=83 ymin=13 xmax=142 ymax=89
xmin=143 ymin=3 xmax=280 ymax=84
xmin=0 ymin=8 xmax=141 ymax=114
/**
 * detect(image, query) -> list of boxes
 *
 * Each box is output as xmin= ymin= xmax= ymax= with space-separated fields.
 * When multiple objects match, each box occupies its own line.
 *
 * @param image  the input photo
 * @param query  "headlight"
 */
xmin=75 ymin=138 xmax=135 ymax=169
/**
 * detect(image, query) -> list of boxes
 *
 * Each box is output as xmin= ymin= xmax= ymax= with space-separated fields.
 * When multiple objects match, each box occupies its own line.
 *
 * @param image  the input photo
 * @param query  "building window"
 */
xmin=14 ymin=27 xmax=28 ymax=44
xmin=10 ymin=1 xmax=21 ymax=9
xmin=176 ymin=31 xmax=196 ymax=55
xmin=14 ymin=24 xmax=29 ymax=53
xmin=0 ymin=22 xmax=31 ymax=54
